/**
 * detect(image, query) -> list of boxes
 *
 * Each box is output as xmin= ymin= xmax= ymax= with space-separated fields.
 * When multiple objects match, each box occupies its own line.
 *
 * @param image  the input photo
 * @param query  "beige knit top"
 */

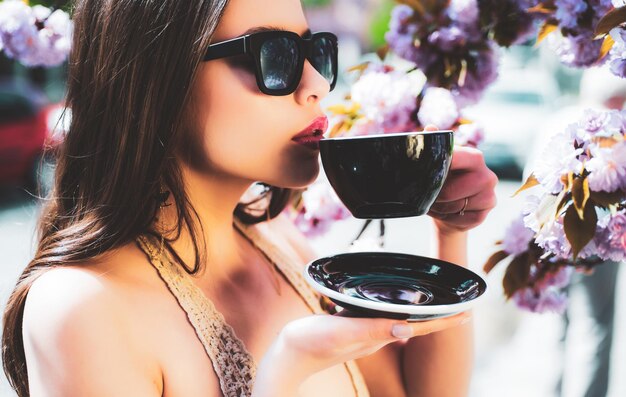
xmin=136 ymin=221 xmax=370 ymax=397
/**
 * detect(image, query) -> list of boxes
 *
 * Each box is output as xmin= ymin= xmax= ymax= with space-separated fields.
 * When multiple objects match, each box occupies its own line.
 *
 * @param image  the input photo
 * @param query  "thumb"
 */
xmin=423 ymin=124 xmax=439 ymax=132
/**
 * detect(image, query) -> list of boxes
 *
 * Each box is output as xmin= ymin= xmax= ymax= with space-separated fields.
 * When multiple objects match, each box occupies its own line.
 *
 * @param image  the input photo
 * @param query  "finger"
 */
xmin=428 ymin=208 xmax=491 ymax=227
xmin=391 ymin=312 xmax=472 ymax=339
xmin=449 ymin=146 xmax=487 ymax=172
xmin=430 ymin=189 xmax=497 ymax=214
xmin=430 ymin=198 xmax=469 ymax=215
xmin=435 ymin=168 xmax=498 ymax=203
xmin=423 ymin=124 xmax=439 ymax=132
xmin=351 ymin=312 xmax=471 ymax=343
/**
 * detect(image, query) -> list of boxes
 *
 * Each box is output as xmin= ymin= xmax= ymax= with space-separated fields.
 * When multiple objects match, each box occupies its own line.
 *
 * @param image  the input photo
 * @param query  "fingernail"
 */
xmin=392 ymin=324 xmax=413 ymax=339
xmin=461 ymin=316 xmax=472 ymax=325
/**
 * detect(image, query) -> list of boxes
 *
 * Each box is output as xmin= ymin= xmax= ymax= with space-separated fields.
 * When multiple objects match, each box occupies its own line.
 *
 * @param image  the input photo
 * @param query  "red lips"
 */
xmin=292 ymin=116 xmax=329 ymax=150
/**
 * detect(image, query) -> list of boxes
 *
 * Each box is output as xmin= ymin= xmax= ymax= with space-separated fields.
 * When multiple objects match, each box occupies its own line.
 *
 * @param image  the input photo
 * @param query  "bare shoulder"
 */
xmin=24 ymin=264 xmax=116 ymax=340
xmin=24 ymin=263 xmax=127 ymax=336
xmin=24 ymin=243 xmax=154 ymax=335
xmin=268 ymin=213 xmax=317 ymax=263
xmin=22 ymin=247 xmax=162 ymax=396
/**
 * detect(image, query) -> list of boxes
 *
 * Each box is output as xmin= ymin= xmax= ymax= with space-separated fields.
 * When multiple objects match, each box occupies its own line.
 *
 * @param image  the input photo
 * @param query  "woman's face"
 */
xmin=187 ymin=0 xmax=331 ymax=189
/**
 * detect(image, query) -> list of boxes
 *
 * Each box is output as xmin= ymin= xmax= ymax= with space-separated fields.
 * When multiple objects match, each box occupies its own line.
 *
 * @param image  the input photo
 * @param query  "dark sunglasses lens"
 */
xmin=311 ymin=36 xmax=336 ymax=85
xmin=260 ymin=37 xmax=299 ymax=90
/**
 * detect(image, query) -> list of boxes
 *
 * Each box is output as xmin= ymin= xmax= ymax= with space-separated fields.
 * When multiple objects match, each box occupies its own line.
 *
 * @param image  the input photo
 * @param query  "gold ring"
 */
xmin=459 ymin=197 xmax=469 ymax=216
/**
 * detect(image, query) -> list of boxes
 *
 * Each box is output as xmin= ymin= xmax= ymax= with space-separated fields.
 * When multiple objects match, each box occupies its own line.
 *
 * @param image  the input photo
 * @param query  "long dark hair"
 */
xmin=2 ymin=1 xmax=291 ymax=395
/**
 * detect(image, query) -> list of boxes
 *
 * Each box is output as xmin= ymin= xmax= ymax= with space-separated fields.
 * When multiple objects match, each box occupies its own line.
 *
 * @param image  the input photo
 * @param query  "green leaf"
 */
xmin=571 ymin=177 xmax=590 ymax=220
xmin=563 ymin=203 xmax=598 ymax=261
xmin=589 ymin=190 xmax=625 ymax=208
xmin=595 ymin=6 xmax=626 ymax=37
xmin=502 ymin=253 xmax=531 ymax=299
xmin=369 ymin=1 xmax=395 ymax=49
xmin=513 ymin=173 xmax=540 ymax=197
xmin=483 ymin=250 xmax=509 ymax=274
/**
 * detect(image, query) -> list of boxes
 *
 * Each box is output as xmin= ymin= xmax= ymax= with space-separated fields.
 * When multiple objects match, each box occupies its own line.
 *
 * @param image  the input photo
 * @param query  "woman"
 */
xmin=2 ymin=0 xmax=498 ymax=396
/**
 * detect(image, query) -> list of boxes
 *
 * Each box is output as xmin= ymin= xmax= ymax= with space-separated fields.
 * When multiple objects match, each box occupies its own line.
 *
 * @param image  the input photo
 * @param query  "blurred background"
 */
xmin=0 ymin=0 xmax=624 ymax=396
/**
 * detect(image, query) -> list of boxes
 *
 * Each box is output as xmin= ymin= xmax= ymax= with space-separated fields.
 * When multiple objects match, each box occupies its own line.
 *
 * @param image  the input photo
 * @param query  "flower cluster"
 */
xmin=380 ymin=1 xmax=626 ymax=101
xmin=327 ymin=62 xmax=483 ymax=140
xmin=0 ymin=0 xmax=72 ymax=67
xmin=529 ymin=0 xmax=614 ymax=68
xmin=484 ymin=108 xmax=626 ymax=313
xmin=479 ymin=0 xmax=539 ymax=47
xmin=385 ymin=1 xmax=503 ymax=106
xmin=346 ymin=63 xmax=425 ymax=135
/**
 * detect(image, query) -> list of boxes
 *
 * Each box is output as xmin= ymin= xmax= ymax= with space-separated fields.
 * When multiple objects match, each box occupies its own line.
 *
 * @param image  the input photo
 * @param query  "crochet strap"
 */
xmin=137 ymin=234 xmax=255 ymax=397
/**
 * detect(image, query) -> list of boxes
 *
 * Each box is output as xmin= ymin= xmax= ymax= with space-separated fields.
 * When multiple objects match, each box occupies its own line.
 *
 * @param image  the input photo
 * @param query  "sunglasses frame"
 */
xmin=204 ymin=30 xmax=338 ymax=96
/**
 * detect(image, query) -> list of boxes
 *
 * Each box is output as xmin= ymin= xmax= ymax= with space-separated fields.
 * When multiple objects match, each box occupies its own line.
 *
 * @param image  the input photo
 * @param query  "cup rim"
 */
xmin=321 ymin=130 xmax=453 ymax=141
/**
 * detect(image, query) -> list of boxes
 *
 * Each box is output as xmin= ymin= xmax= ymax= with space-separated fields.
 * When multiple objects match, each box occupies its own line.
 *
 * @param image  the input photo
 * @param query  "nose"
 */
xmin=294 ymin=59 xmax=331 ymax=106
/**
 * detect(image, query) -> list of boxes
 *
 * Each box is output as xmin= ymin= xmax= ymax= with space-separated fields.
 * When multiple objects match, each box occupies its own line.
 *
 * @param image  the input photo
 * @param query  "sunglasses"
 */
xmin=204 ymin=30 xmax=338 ymax=96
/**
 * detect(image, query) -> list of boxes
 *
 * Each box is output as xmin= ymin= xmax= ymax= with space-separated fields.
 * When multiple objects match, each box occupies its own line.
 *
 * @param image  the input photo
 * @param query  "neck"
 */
xmin=160 ymin=164 xmax=255 ymax=281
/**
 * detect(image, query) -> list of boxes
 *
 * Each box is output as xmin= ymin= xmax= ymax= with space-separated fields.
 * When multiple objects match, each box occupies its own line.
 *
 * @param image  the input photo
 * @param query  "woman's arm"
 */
xmin=354 ymin=229 xmax=474 ymax=397
xmin=401 ymin=227 xmax=473 ymax=397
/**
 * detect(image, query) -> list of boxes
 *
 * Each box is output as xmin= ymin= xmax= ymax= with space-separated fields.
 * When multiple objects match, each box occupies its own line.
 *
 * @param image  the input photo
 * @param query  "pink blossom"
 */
xmin=535 ymin=266 xmax=573 ymax=290
xmin=291 ymin=180 xmax=351 ymax=238
xmin=534 ymin=218 xmax=572 ymax=259
xmin=0 ymin=1 xmax=72 ymax=67
xmin=417 ymin=87 xmax=460 ymax=130
xmin=454 ymin=123 xmax=484 ymax=147
xmin=350 ymin=66 xmax=424 ymax=134
xmin=502 ymin=215 xmax=535 ymax=256
xmin=586 ymin=141 xmax=626 ymax=192
xmin=533 ymin=133 xmax=583 ymax=193
xmin=512 ymin=287 xmax=569 ymax=314
xmin=448 ymin=0 xmax=480 ymax=28
xmin=595 ymin=210 xmax=626 ymax=261
xmin=513 ymin=264 xmax=572 ymax=313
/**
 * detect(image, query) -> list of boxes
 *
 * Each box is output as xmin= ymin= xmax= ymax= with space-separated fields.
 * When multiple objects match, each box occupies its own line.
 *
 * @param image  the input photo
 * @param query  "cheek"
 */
xmin=189 ymin=63 xmax=320 ymax=187
xmin=203 ymin=115 xmax=321 ymax=188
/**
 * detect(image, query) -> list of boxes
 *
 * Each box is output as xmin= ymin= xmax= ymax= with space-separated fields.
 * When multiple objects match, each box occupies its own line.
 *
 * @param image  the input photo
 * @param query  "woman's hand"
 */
xmin=425 ymin=127 xmax=498 ymax=235
xmin=252 ymin=312 xmax=471 ymax=397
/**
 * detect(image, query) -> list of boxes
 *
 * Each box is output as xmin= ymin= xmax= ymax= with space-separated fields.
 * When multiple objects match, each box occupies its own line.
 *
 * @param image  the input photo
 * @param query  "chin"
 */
xmin=272 ymin=161 xmax=320 ymax=189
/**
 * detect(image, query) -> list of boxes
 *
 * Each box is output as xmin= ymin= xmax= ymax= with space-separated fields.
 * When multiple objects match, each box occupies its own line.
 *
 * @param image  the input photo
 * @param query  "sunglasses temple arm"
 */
xmin=204 ymin=36 xmax=248 ymax=61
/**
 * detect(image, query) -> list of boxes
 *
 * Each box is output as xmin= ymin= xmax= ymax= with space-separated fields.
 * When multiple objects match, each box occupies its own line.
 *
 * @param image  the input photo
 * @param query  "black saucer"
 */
xmin=304 ymin=252 xmax=487 ymax=321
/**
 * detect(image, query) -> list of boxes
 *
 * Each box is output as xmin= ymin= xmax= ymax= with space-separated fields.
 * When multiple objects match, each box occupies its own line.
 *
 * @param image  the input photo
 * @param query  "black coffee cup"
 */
xmin=319 ymin=131 xmax=454 ymax=219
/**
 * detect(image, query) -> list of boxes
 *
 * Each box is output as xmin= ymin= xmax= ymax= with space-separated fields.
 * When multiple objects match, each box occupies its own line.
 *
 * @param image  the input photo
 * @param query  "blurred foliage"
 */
xmin=302 ymin=0 xmax=332 ymax=7
xmin=369 ymin=0 xmax=394 ymax=50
